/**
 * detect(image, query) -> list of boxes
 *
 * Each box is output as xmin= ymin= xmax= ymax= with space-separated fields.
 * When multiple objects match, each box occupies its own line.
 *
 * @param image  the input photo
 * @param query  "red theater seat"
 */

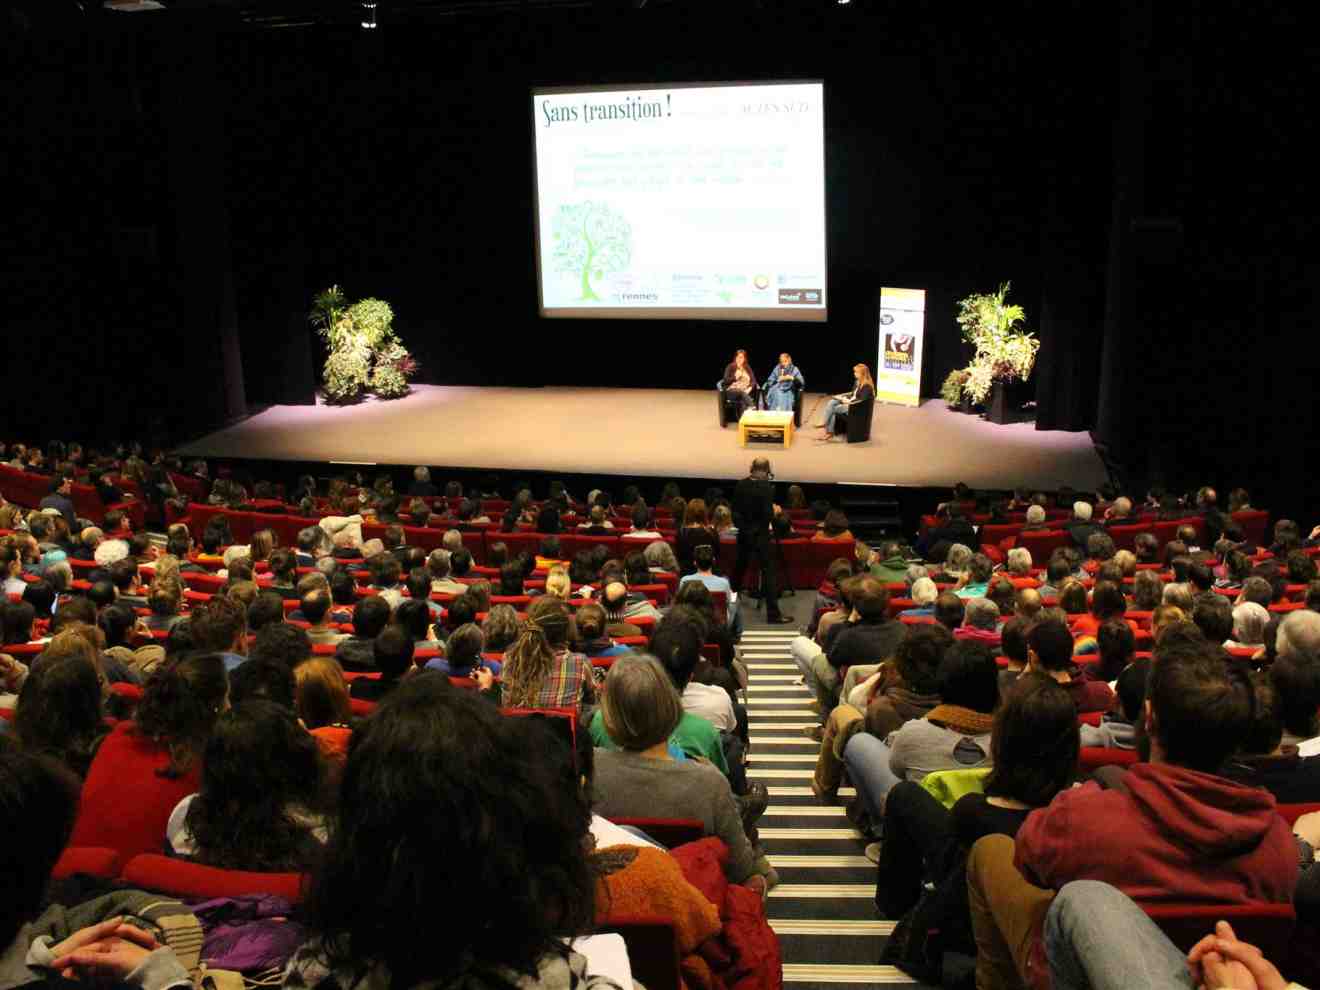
xmin=52 ymin=846 xmax=123 ymax=881
xmin=1144 ymin=902 xmax=1294 ymax=964
xmin=121 ymin=853 xmax=306 ymax=902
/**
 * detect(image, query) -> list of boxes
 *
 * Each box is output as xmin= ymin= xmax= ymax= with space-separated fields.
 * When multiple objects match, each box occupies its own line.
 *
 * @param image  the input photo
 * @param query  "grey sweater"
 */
xmin=886 ymin=720 xmax=992 ymax=781
xmin=591 ymin=749 xmax=759 ymax=882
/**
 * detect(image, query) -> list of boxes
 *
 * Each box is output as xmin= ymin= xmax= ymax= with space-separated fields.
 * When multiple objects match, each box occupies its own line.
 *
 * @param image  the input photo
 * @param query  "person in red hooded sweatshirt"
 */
xmin=964 ymin=637 xmax=1300 ymax=990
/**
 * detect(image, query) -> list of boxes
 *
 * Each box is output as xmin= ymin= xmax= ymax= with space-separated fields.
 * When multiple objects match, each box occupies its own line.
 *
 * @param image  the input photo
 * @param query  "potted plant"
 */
xmin=953 ymin=282 xmax=1040 ymax=424
xmin=309 ymin=286 xmax=418 ymax=403
xmin=941 ymin=369 xmax=971 ymax=411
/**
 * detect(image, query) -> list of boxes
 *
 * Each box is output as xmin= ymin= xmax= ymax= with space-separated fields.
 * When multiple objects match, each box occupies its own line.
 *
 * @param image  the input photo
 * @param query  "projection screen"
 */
xmin=532 ymin=81 xmax=827 ymax=321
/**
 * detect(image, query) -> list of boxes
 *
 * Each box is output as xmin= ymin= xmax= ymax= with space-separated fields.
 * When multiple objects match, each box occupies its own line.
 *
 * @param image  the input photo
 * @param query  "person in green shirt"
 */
xmin=589 ymin=705 xmax=728 ymax=775
xmin=869 ymin=541 xmax=913 ymax=584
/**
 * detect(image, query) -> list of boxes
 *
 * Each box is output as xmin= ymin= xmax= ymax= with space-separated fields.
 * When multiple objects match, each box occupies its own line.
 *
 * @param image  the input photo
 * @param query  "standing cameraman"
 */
xmin=732 ymin=458 xmax=793 ymax=625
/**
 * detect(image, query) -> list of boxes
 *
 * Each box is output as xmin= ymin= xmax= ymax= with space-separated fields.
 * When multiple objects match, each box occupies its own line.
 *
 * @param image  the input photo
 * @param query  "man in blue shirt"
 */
xmin=679 ymin=545 xmax=742 ymax=638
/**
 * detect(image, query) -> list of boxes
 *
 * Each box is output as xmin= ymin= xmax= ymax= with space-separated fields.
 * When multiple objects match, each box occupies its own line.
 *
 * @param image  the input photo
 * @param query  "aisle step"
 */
xmin=767 ymin=854 xmax=873 ymax=868
xmin=782 ymin=963 xmax=915 ymax=984
xmin=770 ymin=919 xmax=895 ymax=936
xmin=762 ymin=805 xmax=848 ymax=817
xmin=769 ymin=883 xmax=874 ymax=898
xmin=769 ymin=785 xmax=855 ymax=798
xmin=759 ymin=827 xmax=863 ymax=840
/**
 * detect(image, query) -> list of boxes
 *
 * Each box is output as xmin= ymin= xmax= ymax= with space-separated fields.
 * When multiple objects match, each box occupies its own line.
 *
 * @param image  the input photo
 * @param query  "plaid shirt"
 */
xmin=524 ymin=649 xmax=595 ymax=710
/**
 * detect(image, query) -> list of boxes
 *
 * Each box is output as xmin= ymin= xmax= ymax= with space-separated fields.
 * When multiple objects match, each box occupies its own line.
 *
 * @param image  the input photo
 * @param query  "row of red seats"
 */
xmin=182 ymin=503 xmax=855 ymax=588
xmin=0 ymin=463 xmax=145 ymax=530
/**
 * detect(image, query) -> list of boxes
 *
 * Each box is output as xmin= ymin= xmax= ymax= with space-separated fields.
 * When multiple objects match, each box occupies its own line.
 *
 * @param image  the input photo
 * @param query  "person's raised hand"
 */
xmin=473 ymin=667 xmax=495 ymax=691
xmin=1187 ymin=921 xmax=1286 ymax=990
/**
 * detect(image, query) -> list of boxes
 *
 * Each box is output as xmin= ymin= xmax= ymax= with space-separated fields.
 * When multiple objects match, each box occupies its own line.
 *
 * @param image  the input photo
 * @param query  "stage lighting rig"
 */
xmin=361 ymin=0 xmax=377 ymax=28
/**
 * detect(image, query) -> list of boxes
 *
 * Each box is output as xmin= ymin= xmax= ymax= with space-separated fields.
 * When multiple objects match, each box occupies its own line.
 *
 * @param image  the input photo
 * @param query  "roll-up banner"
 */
xmin=876 ymin=286 xmax=925 ymax=406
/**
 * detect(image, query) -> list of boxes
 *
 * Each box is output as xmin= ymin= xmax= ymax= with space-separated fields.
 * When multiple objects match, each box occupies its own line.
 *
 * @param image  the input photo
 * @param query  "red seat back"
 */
xmin=1078 ymin=747 xmax=1139 ymax=773
xmin=607 ymin=817 xmax=705 ymax=848
xmin=1232 ymin=510 xmax=1270 ymax=548
xmin=1107 ymin=523 xmax=1153 ymax=551
xmin=1144 ymin=902 xmax=1294 ymax=963
xmin=121 ymin=853 xmax=306 ymax=902
xmin=1017 ymin=529 xmax=1069 ymax=562
xmin=52 ymin=846 xmax=123 ymax=881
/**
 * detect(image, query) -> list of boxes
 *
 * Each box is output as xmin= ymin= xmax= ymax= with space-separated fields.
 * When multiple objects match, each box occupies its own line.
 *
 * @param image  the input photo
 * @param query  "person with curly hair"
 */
xmin=283 ymin=677 xmax=620 ymax=990
xmin=69 ymin=653 xmax=228 ymax=859
xmin=500 ymin=597 xmax=594 ymax=711
xmin=167 ymin=700 xmax=328 ymax=872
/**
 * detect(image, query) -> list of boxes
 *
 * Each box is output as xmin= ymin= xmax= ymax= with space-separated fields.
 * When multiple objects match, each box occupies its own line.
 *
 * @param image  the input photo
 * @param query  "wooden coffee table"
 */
xmin=739 ymin=410 xmax=794 ymax=448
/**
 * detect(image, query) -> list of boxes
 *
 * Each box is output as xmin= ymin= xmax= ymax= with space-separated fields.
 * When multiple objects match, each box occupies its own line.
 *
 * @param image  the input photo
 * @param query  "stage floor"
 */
xmin=175 ymin=385 xmax=1108 ymax=491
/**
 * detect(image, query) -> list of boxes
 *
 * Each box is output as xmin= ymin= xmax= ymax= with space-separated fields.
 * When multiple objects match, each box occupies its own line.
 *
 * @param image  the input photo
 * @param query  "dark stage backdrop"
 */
xmin=6 ymin=1 xmax=1318 ymax=520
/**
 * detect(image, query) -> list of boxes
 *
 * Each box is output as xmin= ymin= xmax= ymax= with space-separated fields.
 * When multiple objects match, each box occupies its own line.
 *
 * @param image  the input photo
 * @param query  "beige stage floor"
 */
xmin=176 ymin=385 xmax=1108 ymax=490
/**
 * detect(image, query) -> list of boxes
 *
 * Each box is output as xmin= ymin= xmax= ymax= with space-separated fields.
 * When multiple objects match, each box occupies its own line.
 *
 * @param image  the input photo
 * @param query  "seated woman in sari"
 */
xmin=764 ymin=353 xmax=804 ymax=413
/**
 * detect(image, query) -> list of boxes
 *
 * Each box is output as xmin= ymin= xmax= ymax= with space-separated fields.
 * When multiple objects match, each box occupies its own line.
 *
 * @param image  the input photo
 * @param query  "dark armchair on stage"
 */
xmin=829 ymin=392 xmax=874 ymax=443
xmin=716 ymin=379 xmax=803 ymax=428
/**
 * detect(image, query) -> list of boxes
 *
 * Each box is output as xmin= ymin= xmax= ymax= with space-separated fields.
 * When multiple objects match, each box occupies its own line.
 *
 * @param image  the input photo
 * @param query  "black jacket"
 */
xmin=824 ymin=617 xmax=908 ymax=670
xmin=732 ymin=477 xmax=775 ymax=538
xmin=721 ymin=362 xmax=759 ymax=392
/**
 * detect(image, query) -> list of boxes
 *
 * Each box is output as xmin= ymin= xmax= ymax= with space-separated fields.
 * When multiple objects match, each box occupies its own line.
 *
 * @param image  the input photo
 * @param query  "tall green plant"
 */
xmin=952 ymin=282 xmax=1039 ymax=404
xmin=309 ymin=287 xmax=417 ymax=403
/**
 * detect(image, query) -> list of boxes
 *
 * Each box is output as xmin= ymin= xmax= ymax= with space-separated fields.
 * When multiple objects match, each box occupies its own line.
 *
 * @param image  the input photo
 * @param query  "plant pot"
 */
xmin=958 ymin=395 xmax=973 ymax=414
xmin=986 ymin=382 xmax=1012 ymax=424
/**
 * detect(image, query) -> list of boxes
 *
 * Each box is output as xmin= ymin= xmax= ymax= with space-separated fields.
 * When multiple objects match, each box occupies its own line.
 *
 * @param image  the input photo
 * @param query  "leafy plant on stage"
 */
xmin=550 ymin=202 xmax=632 ymax=302
xmin=940 ymin=369 xmax=970 ymax=407
xmin=951 ymin=282 xmax=1040 ymax=406
xmin=309 ymin=286 xmax=418 ymax=403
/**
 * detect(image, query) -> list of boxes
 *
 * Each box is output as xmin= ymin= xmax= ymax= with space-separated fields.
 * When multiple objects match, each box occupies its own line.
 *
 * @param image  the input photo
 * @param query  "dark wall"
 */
xmin=5 ymin=0 xmax=1112 ymax=429
xmin=8 ymin=0 xmax=1318 ymax=521
xmin=215 ymin=4 xmax=1112 ymax=402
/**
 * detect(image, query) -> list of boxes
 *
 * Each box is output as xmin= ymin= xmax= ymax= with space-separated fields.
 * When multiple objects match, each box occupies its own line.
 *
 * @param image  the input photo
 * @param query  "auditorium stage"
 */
xmin=175 ymin=385 xmax=1108 ymax=492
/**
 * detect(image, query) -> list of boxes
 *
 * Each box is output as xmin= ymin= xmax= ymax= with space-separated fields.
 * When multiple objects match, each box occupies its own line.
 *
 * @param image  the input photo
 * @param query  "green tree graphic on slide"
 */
xmin=551 ymin=202 xmax=632 ymax=302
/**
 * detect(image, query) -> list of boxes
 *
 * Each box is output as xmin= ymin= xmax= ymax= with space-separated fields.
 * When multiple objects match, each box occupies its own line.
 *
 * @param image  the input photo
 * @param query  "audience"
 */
xmin=590 ymin=653 xmax=776 ymax=892
xmin=5 ymin=457 xmax=1319 ymax=989
xmin=966 ymin=639 xmax=1299 ymax=990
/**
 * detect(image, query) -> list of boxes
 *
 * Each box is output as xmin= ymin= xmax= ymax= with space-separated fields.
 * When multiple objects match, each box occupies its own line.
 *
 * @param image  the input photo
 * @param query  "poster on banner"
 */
xmin=876 ymin=287 xmax=926 ymax=406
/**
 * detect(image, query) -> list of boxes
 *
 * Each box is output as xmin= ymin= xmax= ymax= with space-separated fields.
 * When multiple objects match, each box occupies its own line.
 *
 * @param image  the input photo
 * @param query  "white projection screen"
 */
xmin=532 ymin=81 xmax=827 ymax=321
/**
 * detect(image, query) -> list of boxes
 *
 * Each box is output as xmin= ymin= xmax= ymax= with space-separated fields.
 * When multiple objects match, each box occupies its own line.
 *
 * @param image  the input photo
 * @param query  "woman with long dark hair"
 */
xmin=720 ymin=348 xmax=758 ymax=418
xmin=169 ymin=700 xmax=328 ymax=872
xmin=283 ymin=679 xmax=616 ymax=990
xmin=674 ymin=498 xmax=719 ymax=575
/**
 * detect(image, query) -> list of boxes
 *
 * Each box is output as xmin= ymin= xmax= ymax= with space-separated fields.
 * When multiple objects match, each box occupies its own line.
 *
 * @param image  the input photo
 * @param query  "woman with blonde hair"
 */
xmin=712 ymin=503 xmax=737 ymax=536
xmin=500 ymin=597 xmax=594 ymax=711
xmin=543 ymin=566 xmax=572 ymax=600
xmin=148 ymin=553 xmax=185 ymax=598
xmin=816 ymin=363 xmax=876 ymax=440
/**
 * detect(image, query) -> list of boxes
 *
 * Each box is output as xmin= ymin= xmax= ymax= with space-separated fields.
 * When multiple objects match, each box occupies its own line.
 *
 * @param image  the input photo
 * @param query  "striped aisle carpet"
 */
xmin=740 ymin=626 xmax=920 ymax=989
